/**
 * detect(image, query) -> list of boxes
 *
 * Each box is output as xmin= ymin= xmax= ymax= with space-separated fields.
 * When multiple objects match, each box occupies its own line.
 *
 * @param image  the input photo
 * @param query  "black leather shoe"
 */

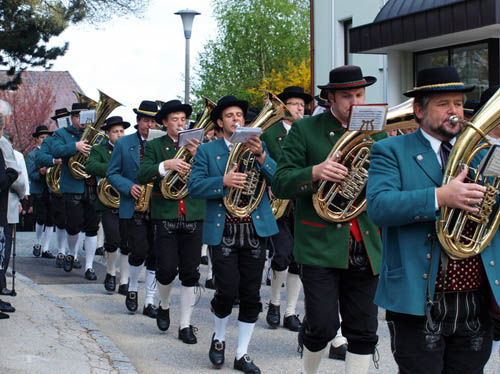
xmin=0 ymin=288 xmax=12 ymax=296
xmin=329 ymin=343 xmax=347 ymax=361
xmin=125 ymin=291 xmax=138 ymax=313
xmin=156 ymin=306 xmax=170 ymax=331
xmin=95 ymin=247 xmax=105 ymax=256
xmin=0 ymin=311 xmax=9 ymax=319
xmin=143 ymin=304 xmax=158 ymax=319
xmin=178 ymin=325 xmax=197 ymax=344
xmin=72 ymin=258 xmax=82 ymax=269
xmin=283 ymin=314 xmax=301 ymax=332
xmin=33 ymin=244 xmax=41 ymax=257
xmin=55 ymin=253 xmax=65 ymax=268
xmin=118 ymin=283 xmax=128 ymax=296
xmin=205 ymin=278 xmax=215 ymax=290
xmin=63 ymin=255 xmax=74 ymax=272
xmin=266 ymin=303 xmax=280 ymax=329
xmin=104 ymin=273 xmax=116 ymax=292
xmin=234 ymin=354 xmax=261 ymax=373
xmin=84 ymin=268 xmax=97 ymax=281
xmin=201 ymin=255 xmax=208 ymax=265
xmin=209 ymin=333 xmax=225 ymax=368
xmin=0 ymin=299 xmax=15 ymax=313
xmin=41 ymin=251 xmax=55 ymax=259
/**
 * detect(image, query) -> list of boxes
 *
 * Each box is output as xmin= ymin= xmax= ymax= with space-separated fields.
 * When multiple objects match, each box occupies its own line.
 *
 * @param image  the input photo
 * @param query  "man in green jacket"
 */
xmin=137 ymin=99 xmax=205 ymax=345
xmin=261 ymin=86 xmax=312 ymax=333
xmin=272 ymin=65 xmax=383 ymax=374
xmin=85 ymin=116 xmax=129 ymax=295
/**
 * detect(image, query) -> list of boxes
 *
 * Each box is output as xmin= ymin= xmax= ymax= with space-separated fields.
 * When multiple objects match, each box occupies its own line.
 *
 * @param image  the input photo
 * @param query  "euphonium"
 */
xmin=224 ymin=92 xmax=289 ymax=218
xmin=46 ymin=164 xmax=62 ymax=194
xmin=68 ymin=90 xmax=122 ymax=179
xmin=135 ymin=183 xmax=154 ymax=212
xmin=97 ymin=178 xmax=120 ymax=209
xmin=160 ymin=97 xmax=216 ymax=200
xmin=312 ymin=99 xmax=417 ymax=222
xmin=436 ymin=90 xmax=500 ymax=260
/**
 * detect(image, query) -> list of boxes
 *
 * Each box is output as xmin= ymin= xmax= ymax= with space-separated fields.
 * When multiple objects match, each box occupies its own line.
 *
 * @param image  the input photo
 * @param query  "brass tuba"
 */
xmin=271 ymin=198 xmax=290 ymax=220
xmin=46 ymin=164 xmax=62 ymax=194
xmin=68 ymin=90 xmax=122 ymax=179
xmin=436 ymin=90 xmax=500 ymax=259
xmin=224 ymin=92 xmax=289 ymax=218
xmin=312 ymin=99 xmax=417 ymax=222
xmin=160 ymin=98 xmax=216 ymax=200
xmin=135 ymin=183 xmax=154 ymax=212
xmin=97 ymin=178 xmax=120 ymax=209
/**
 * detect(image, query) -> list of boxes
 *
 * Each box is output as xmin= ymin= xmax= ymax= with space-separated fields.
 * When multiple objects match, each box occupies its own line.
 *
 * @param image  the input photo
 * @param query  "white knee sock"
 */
xmin=56 ymin=227 xmax=67 ymax=255
xmin=128 ymin=264 xmax=143 ymax=292
xmin=84 ymin=235 xmax=97 ymax=271
xmin=345 ymin=352 xmax=371 ymax=374
xmin=201 ymin=243 xmax=207 ymax=257
xmin=331 ymin=325 xmax=347 ymax=348
xmin=285 ymin=272 xmax=302 ymax=317
xmin=207 ymin=252 xmax=213 ymax=279
xmin=214 ymin=315 xmax=229 ymax=341
xmin=303 ymin=346 xmax=326 ymax=374
xmin=270 ymin=269 xmax=287 ymax=305
xmin=97 ymin=222 xmax=104 ymax=248
xmin=236 ymin=321 xmax=256 ymax=360
xmin=144 ymin=269 xmax=157 ymax=306
xmin=106 ymin=250 xmax=118 ymax=276
xmin=492 ymin=340 xmax=500 ymax=357
xmin=119 ymin=253 xmax=129 ymax=285
xmin=157 ymin=282 xmax=173 ymax=309
xmin=75 ymin=232 xmax=85 ymax=259
xmin=180 ymin=286 xmax=196 ymax=329
xmin=67 ymin=233 xmax=80 ymax=258
xmin=41 ymin=226 xmax=54 ymax=253
xmin=35 ymin=223 xmax=43 ymax=243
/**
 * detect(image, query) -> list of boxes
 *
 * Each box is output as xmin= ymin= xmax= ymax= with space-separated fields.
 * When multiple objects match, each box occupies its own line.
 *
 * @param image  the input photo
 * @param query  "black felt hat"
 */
xmin=51 ymin=108 xmax=70 ymax=120
xmin=102 ymin=116 xmax=131 ymax=132
xmin=210 ymin=96 xmax=249 ymax=123
xmin=155 ymin=100 xmax=193 ymax=124
xmin=71 ymin=103 xmax=89 ymax=115
xmin=32 ymin=125 xmax=53 ymax=138
xmin=245 ymin=107 xmax=261 ymax=124
xmin=133 ymin=100 xmax=158 ymax=118
xmin=404 ymin=66 xmax=475 ymax=97
xmin=317 ymin=65 xmax=376 ymax=90
xmin=314 ymin=88 xmax=331 ymax=107
xmin=277 ymin=86 xmax=313 ymax=104
xmin=475 ymin=85 xmax=499 ymax=115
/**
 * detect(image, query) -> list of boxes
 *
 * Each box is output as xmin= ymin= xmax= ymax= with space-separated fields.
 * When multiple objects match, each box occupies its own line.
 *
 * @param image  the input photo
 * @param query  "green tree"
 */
xmin=192 ymin=0 xmax=310 ymax=111
xmin=0 ymin=0 xmax=150 ymax=90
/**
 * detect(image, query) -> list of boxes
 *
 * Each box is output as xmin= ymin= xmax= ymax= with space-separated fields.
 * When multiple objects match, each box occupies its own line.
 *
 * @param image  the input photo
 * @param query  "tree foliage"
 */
xmin=0 ymin=0 xmax=150 ymax=90
xmin=192 ymin=0 xmax=310 ymax=110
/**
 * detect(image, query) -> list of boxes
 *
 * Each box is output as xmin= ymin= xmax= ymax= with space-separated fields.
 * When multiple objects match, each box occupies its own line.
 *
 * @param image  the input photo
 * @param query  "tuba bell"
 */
xmin=46 ymin=164 xmax=62 ymax=195
xmin=97 ymin=178 xmax=120 ymax=209
xmin=224 ymin=92 xmax=289 ymax=218
xmin=312 ymin=99 xmax=417 ymax=222
xmin=68 ymin=90 xmax=122 ymax=180
xmin=436 ymin=89 xmax=500 ymax=259
xmin=160 ymin=97 xmax=216 ymax=200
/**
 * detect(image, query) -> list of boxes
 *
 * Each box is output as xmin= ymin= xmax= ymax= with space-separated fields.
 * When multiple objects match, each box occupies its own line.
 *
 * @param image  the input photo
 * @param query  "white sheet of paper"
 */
xmin=481 ymin=145 xmax=500 ymax=177
xmin=178 ymin=128 xmax=204 ymax=147
xmin=147 ymin=129 xmax=167 ymax=141
xmin=79 ymin=110 xmax=96 ymax=125
xmin=348 ymin=105 xmax=388 ymax=131
xmin=57 ymin=117 xmax=70 ymax=128
xmin=229 ymin=127 xmax=262 ymax=144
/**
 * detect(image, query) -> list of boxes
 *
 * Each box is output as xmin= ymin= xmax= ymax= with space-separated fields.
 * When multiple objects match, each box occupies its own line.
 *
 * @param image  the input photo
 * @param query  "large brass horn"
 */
xmin=46 ymin=164 xmax=62 ymax=195
xmin=312 ymin=99 xmax=417 ymax=222
xmin=97 ymin=178 xmax=120 ymax=209
xmin=68 ymin=90 xmax=122 ymax=180
xmin=135 ymin=183 xmax=154 ymax=212
xmin=224 ymin=92 xmax=289 ymax=218
xmin=436 ymin=90 xmax=500 ymax=259
xmin=160 ymin=97 xmax=216 ymax=200
xmin=73 ymin=91 xmax=98 ymax=109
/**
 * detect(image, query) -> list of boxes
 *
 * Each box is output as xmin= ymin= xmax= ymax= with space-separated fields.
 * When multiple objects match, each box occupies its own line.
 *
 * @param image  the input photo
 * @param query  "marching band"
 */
xmin=24 ymin=64 xmax=500 ymax=373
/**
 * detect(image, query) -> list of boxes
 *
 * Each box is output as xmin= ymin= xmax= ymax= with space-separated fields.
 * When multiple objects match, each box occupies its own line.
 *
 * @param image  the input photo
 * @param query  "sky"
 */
xmin=49 ymin=0 xmax=217 ymax=129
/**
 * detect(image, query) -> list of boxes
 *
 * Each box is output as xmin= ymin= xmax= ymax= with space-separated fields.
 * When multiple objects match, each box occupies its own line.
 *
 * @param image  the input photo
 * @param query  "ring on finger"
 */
xmin=466 ymin=197 xmax=470 ymax=205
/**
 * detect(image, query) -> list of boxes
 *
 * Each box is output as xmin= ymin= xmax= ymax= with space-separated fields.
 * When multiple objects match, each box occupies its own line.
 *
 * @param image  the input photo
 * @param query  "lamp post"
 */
xmin=175 ymin=9 xmax=200 ymax=105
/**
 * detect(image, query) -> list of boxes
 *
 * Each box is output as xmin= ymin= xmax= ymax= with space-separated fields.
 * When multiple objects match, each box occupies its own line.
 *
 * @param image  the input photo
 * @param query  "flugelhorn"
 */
xmin=312 ymin=99 xmax=417 ymax=222
xmin=436 ymin=90 xmax=500 ymax=259
xmin=160 ymin=97 xmax=215 ymax=200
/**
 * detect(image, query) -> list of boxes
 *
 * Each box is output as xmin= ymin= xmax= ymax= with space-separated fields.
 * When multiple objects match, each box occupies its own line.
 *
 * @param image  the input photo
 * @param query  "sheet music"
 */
xmin=229 ymin=127 xmax=262 ymax=144
xmin=348 ymin=104 xmax=388 ymax=131
xmin=178 ymin=128 xmax=204 ymax=147
xmin=57 ymin=117 xmax=70 ymax=128
xmin=480 ymin=144 xmax=500 ymax=177
xmin=79 ymin=110 xmax=96 ymax=125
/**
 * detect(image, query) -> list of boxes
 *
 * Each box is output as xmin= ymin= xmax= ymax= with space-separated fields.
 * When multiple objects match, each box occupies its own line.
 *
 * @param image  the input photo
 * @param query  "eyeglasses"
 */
xmin=286 ymin=101 xmax=305 ymax=108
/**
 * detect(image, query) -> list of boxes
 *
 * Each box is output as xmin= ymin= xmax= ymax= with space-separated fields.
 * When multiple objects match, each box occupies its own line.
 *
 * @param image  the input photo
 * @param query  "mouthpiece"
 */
xmin=448 ymin=115 xmax=460 ymax=125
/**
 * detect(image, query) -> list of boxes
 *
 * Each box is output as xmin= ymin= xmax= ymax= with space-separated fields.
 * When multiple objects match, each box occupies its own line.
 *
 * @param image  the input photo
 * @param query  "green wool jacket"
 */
xmin=261 ymin=120 xmax=289 ymax=163
xmin=85 ymin=143 xmax=113 ymax=212
xmin=137 ymin=135 xmax=205 ymax=221
xmin=272 ymin=110 xmax=385 ymax=275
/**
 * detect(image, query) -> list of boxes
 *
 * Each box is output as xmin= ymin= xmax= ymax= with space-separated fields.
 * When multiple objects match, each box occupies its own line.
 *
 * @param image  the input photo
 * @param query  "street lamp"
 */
xmin=175 ymin=9 xmax=201 ymax=105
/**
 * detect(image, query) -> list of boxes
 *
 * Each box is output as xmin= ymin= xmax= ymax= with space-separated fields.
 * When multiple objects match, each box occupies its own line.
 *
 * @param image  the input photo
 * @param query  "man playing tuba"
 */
xmin=85 ymin=116 xmax=129 ymax=294
xmin=272 ymin=66 xmax=383 ymax=374
xmin=367 ymin=66 xmax=500 ymax=374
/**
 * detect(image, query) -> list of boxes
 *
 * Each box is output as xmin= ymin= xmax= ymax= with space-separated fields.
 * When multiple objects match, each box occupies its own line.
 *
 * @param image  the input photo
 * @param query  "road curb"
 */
xmin=15 ymin=271 xmax=138 ymax=374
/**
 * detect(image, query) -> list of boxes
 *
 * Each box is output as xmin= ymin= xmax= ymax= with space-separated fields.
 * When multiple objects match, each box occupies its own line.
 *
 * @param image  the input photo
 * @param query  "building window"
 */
xmin=415 ymin=41 xmax=489 ymax=100
xmin=343 ymin=19 xmax=352 ymax=65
